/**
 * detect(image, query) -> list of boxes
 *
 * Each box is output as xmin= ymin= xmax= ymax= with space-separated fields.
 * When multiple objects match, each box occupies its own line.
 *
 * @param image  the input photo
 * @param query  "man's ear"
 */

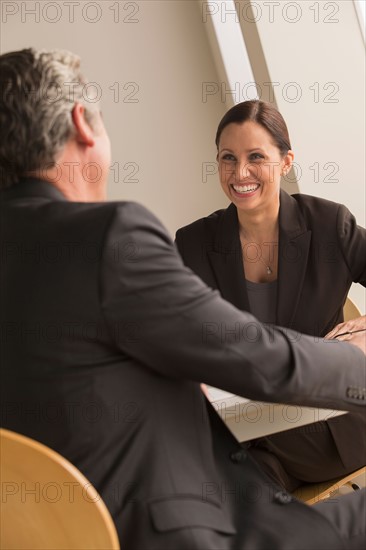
xmin=71 ymin=103 xmax=95 ymax=147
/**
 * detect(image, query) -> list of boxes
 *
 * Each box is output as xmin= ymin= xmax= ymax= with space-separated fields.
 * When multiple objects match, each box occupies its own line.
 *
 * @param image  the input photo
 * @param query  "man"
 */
xmin=1 ymin=48 xmax=365 ymax=549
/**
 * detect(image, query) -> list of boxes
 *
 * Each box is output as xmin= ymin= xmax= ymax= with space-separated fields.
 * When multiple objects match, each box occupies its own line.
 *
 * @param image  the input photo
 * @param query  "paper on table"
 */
xmin=207 ymin=386 xmax=250 ymax=404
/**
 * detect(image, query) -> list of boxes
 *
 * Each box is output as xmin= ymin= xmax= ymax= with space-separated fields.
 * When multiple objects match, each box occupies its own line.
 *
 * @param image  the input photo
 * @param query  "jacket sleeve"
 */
xmin=337 ymin=204 xmax=366 ymax=286
xmin=100 ymin=202 xmax=366 ymax=413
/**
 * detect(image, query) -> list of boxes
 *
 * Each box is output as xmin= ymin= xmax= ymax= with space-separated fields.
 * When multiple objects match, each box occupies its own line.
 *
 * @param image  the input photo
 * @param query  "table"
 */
xmin=207 ymin=387 xmax=347 ymax=442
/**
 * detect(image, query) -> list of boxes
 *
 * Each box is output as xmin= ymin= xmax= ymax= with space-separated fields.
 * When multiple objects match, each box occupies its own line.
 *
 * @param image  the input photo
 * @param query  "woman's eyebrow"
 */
xmin=218 ymin=148 xmax=234 ymax=154
xmin=247 ymin=147 xmax=265 ymax=153
xmin=218 ymin=147 xmax=265 ymax=154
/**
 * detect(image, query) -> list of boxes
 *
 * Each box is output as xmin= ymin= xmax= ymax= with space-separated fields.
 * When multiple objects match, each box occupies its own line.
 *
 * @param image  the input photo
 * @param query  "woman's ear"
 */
xmin=71 ymin=103 xmax=95 ymax=147
xmin=282 ymin=150 xmax=294 ymax=176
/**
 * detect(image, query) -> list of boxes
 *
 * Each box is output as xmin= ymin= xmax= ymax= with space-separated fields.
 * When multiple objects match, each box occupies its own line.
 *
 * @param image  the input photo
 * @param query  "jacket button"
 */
xmin=230 ymin=450 xmax=246 ymax=464
xmin=274 ymin=491 xmax=292 ymax=504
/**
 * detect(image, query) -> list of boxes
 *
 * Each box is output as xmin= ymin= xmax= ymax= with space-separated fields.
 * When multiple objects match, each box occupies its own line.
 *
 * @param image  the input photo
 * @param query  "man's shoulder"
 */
xmin=1 ymin=179 xmax=155 ymax=224
xmin=46 ymin=199 xmax=161 ymax=232
xmin=70 ymin=200 xmax=148 ymax=218
xmin=62 ymin=201 xmax=172 ymax=250
xmin=104 ymin=201 xmax=170 ymax=235
xmin=3 ymin=183 xmax=167 ymax=244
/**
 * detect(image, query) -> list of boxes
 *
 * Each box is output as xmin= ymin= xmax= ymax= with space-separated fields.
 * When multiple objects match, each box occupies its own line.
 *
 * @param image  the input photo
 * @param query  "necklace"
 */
xmin=258 ymin=258 xmax=273 ymax=276
xmin=239 ymin=233 xmax=276 ymax=278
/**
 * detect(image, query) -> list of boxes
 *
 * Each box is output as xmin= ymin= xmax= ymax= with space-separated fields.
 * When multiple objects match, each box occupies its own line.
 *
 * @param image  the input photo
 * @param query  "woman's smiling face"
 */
xmin=217 ymin=120 xmax=293 ymax=215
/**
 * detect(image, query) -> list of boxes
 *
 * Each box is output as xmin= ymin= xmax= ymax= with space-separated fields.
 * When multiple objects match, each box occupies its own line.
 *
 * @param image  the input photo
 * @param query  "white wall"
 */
xmin=1 ymin=0 xmax=228 ymax=235
xmin=237 ymin=0 xmax=365 ymax=311
xmin=252 ymin=0 xmax=365 ymax=218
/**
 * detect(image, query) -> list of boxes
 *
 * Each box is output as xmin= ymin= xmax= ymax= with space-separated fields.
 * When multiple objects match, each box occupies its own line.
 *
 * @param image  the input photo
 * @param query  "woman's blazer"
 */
xmin=176 ymin=190 xmax=366 ymax=337
xmin=176 ymin=189 xmax=366 ymax=469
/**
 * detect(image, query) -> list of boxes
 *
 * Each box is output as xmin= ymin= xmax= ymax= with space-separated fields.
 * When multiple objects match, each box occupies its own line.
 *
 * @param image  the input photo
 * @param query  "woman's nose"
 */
xmin=235 ymin=161 xmax=251 ymax=182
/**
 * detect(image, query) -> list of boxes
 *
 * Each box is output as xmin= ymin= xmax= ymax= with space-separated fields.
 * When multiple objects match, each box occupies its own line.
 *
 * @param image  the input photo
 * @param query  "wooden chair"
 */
xmin=0 ymin=428 xmax=120 ymax=550
xmin=293 ymin=297 xmax=364 ymax=505
xmin=343 ymin=296 xmax=362 ymax=321
xmin=293 ymin=466 xmax=366 ymax=505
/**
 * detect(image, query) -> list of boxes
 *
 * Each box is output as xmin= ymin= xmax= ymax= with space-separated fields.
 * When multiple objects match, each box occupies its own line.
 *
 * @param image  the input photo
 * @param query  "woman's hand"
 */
xmin=333 ymin=330 xmax=366 ymax=355
xmin=325 ymin=315 xmax=366 ymax=340
xmin=325 ymin=315 xmax=366 ymax=355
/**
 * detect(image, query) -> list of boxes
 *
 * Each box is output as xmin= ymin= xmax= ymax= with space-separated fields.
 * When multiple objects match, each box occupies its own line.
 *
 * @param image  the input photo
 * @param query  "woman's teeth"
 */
xmin=232 ymin=184 xmax=259 ymax=194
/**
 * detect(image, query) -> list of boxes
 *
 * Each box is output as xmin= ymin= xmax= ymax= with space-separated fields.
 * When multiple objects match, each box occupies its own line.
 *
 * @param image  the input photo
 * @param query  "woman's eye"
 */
xmin=250 ymin=153 xmax=264 ymax=161
xmin=222 ymin=154 xmax=236 ymax=162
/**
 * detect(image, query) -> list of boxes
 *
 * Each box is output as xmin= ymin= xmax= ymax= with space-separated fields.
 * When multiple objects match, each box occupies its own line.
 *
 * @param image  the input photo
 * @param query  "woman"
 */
xmin=176 ymin=100 xmax=366 ymax=492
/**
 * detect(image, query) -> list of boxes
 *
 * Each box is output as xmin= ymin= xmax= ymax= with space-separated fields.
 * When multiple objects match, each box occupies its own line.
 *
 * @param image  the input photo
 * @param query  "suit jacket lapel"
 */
xmin=277 ymin=190 xmax=311 ymax=327
xmin=207 ymin=204 xmax=251 ymax=311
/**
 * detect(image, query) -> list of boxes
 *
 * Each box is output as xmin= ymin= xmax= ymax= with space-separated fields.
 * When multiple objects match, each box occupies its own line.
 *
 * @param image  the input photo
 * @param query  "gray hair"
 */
xmin=0 ymin=48 xmax=99 ymax=189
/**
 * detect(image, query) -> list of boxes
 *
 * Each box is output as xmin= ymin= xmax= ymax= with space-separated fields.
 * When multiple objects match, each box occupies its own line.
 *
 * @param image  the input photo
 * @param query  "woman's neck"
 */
xmin=237 ymin=203 xmax=280 ymax=283
xmin=237 ymin=205 xmax=279 ymax=243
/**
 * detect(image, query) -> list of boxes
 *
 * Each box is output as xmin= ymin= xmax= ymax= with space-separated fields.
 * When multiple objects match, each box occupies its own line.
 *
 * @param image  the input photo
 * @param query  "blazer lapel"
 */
xmin=207 ymin=204 xmax=251 ymax=312
xmin=276 ymin=190 xmax=311 ymax=327
xmin=206 ymin=192 xmax=312 ymax=323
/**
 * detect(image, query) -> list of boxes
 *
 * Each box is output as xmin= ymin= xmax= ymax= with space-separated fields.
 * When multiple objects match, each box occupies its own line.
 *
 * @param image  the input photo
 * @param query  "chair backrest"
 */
xmin=293 ymin=465 xmax=366 ymax=505
xmin=343 ymin=297 xmax=361 ymax=321
xmin=0 ymin=428 xmax=120 ymax=550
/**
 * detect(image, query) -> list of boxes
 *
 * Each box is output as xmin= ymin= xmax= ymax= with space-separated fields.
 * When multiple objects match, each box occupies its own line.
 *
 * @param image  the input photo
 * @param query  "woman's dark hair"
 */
xmin=215 ymin=100 xmax=291 ymax=156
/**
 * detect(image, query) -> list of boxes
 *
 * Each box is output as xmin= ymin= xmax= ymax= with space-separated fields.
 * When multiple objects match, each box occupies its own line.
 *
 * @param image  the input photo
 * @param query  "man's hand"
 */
xmin=200 ymin=383 xmax=209 ymax=398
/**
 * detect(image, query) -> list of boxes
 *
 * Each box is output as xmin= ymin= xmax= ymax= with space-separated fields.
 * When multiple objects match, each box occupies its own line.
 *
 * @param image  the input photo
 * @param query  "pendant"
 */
xmin=266 ymin=266 xmax=272 ymax=275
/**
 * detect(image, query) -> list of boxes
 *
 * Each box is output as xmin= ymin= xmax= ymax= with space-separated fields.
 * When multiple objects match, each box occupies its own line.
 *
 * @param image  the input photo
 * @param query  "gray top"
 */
xmin=245 ymin=279 xmax=278 ymax=324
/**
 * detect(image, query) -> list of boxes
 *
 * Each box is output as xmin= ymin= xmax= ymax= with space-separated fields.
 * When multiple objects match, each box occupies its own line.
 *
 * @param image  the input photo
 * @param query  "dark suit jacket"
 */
xmin=1 ymin=179 xmax=366 ymax=549
xmin=176 ymin=189 xmax=366 ymax=470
